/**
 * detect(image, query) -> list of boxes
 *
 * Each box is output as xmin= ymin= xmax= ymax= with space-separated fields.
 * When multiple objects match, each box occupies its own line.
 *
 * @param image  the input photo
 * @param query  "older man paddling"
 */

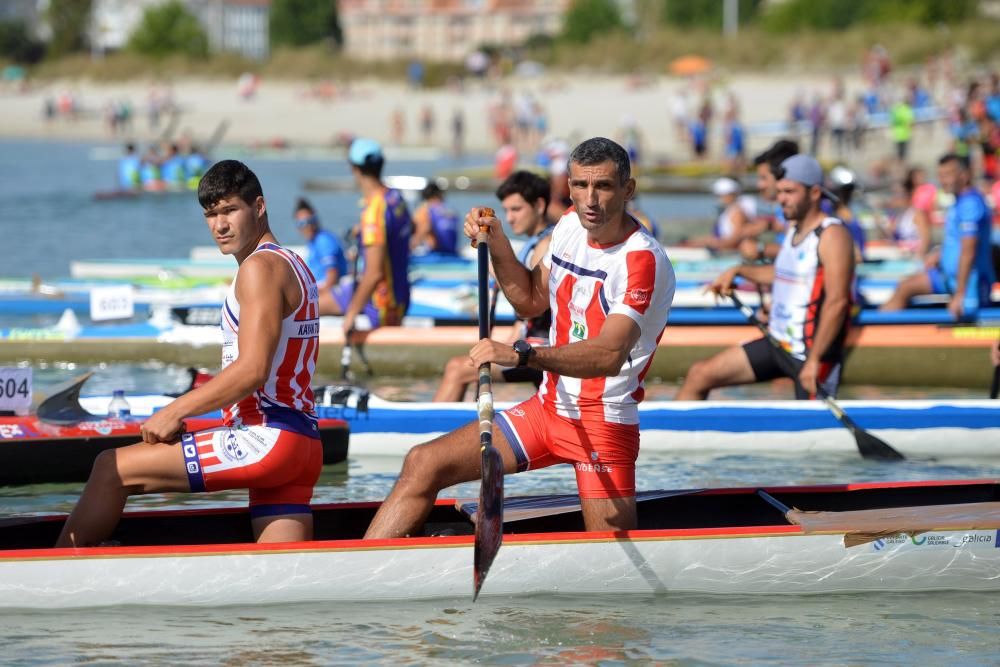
xmin=365 ymin=137 xmax=675 ymax=538
xmin=57 ymin=161 xmax=323 ymax=548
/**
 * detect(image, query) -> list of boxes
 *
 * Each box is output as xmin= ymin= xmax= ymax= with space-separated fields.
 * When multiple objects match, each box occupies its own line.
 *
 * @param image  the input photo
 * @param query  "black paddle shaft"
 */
xmin=728 ymin=293 xmax=905 ymax=461
xmin=472 ymin=211 xmax=504 ymax=600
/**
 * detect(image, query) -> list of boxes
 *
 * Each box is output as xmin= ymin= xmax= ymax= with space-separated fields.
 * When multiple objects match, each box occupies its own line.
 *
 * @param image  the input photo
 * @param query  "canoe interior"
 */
xmin=1 ymin=482 xmax=996 ymax=552
xmin=0 ymin=423 xmax=348 ymax=486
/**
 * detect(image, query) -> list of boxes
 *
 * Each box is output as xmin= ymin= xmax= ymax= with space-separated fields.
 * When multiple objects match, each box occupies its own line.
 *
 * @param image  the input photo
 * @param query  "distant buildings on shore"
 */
xmin=338 ymin=0 xmax=570 ymax=62
xmin=5 ymin=0 xmax=271 ymax=61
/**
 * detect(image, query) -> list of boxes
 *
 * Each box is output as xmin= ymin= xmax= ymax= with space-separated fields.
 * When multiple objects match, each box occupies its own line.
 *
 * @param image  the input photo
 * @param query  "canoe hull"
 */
xmin=1 ymin=479 xmax=997 ymax=608
xmin=1 ymin=525 xmax=998 ymax=609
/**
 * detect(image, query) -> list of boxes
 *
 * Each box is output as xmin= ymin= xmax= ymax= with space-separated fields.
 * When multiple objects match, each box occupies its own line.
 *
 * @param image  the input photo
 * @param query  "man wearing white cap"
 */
xmin=322 ymin=138 xmax=412 ymax=335
xmin=677 ymin=154 xmax=856 ymax=399
xmin=685 ymin=177 xmax=755 ymax=251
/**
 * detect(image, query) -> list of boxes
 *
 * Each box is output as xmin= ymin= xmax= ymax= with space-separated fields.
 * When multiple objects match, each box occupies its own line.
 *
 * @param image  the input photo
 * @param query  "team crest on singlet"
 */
xmin=571 ymin=321 xmax=586 ymax=340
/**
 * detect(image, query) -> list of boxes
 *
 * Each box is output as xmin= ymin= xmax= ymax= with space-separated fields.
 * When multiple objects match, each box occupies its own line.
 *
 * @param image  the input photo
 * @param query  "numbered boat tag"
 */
xmin=90 ymin=285 xmax=135 ymax=321
xmin=0 ymin=367 xmax=31 ymax=412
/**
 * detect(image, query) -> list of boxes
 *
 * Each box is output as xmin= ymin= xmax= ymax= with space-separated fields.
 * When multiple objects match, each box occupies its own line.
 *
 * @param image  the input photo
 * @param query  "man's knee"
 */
xmin=90 ymin=449 xmax=123 ymax=486
xmin=397 ymin=443 xmax=445 ymax=491
xmin=443 ymin=355 xmax=474 ymax=381
xmin=684 ymin=359 xmax=712 ymax=387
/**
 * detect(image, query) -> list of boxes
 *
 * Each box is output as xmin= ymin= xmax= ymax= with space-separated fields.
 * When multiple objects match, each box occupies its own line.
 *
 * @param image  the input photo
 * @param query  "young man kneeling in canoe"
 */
xmin=365 ymin=138 xmax=675 ymax=537
xmin=57 ymin=161 xmax=323 ymax=547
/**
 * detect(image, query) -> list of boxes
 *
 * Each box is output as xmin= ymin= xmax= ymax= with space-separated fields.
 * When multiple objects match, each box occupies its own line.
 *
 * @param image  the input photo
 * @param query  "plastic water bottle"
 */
xmin=107 ymin=389 xmax=131 ymax=419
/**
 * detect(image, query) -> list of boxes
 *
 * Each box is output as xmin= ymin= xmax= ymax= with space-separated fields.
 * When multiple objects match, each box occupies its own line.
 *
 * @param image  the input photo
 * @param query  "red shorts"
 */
xmin=181 ymin=425 xmax=323 ymax=518
xmin=497 ymin=395 xmax=639 ymax=499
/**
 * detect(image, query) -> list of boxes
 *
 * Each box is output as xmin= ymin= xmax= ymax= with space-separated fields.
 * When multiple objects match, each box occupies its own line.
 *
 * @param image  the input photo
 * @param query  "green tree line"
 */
xmin=562 ymin=0 xmax=981 ymax=42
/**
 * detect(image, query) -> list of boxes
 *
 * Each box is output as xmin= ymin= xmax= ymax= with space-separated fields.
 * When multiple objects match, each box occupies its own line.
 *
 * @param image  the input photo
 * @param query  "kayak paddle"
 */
xmin=473 ymin=207 xmax=504 ymax=600
xmin=729 ymin=292 xmax=905 ymax=462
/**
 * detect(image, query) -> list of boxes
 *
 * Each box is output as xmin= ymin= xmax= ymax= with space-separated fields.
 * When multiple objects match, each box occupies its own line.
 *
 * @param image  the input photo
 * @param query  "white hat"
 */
xmin=712 ymin=177 xmax=740 ymax=196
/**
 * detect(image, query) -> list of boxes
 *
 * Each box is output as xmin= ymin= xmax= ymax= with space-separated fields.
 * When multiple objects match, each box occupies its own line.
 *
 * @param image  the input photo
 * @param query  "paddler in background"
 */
xmin=117 ymin=142 xmax=141 ymax=191
xmin=410 ymin=182 xmax=460 ymax=256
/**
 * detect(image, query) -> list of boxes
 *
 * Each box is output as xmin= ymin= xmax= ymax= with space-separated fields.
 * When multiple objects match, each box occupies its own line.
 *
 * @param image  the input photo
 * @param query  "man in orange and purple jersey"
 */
xmin=320 ymin=138 xmax=412 ymax=336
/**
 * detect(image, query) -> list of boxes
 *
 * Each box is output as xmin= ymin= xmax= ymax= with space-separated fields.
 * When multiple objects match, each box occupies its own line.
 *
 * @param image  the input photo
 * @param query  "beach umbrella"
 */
xmin=669 ymin=55 xmax=713 ymax=76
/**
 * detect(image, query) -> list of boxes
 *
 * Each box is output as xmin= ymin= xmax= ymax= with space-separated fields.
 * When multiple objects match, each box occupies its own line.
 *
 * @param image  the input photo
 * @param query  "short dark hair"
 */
xmin=938 ymin=153 xmax=970 ymax=170
xmin=295 ymin=197 xmax=315 ymax=215
xmin=753 ymin=139 xmax=799 ymax=173
xmin=421 ymin=183 xmax=444 ymax=201
xmin=495 ymin=170 xmax=550 ymax=210
xmin=355 ymin=155 xmax=384 ymax=179
xmin=198 ymin=160 xmax=263 ymax=208
xmin=568 ymin=137 xmax=631 ymax=185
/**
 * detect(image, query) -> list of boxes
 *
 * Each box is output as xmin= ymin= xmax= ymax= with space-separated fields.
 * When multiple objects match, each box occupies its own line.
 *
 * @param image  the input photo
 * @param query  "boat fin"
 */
xmin=36 ymin=372 xmax=96 ymax=425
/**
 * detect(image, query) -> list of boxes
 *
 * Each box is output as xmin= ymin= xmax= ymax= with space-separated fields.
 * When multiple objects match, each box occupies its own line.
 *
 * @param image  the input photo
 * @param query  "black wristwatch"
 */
xmin=512 ymin=339 xmax=533 ymax=368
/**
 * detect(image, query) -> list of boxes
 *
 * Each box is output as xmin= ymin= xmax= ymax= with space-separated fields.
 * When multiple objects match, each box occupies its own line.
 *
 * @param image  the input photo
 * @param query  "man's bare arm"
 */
xmin=806 ymin=225 xmax=854 ymax=364
xmin=470 ymin=313 xmax=641 ymax=379
xmin=144 ymin=256 xmax=287 ymax=439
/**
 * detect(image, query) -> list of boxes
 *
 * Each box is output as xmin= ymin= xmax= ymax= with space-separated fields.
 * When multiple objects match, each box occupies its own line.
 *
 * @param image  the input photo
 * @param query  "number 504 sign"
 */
xmin=0 ymin=368 xmax=32 ymax=412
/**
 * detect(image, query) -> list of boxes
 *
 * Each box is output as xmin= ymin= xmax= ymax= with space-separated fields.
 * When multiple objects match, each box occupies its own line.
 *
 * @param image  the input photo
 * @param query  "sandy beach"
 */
xmin=0 ymin=71 xmax=942 ymax=172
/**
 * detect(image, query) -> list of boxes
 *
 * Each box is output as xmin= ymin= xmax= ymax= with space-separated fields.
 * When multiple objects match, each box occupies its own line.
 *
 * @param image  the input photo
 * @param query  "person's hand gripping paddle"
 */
xmin=472 ymin=207 xmax=503 ymax=600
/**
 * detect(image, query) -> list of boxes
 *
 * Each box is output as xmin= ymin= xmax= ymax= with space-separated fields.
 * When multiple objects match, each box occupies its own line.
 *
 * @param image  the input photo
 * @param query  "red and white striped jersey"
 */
xmin=221 ymin=242 xmax=320 ymax=436
xmin=769 ymin=217 xmax=850 ymax=360
xmin=537 ymin=211 xmax=675 ymax=425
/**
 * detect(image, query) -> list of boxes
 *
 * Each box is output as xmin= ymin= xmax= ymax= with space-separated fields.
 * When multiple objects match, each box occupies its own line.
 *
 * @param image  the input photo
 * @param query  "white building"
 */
xmin=88 ymin=0 xmax=271 ymax=60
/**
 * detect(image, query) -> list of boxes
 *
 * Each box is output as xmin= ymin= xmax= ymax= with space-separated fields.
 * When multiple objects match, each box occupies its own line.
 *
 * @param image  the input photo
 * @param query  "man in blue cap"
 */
xmin=677 ymin=154 xmax=856 ymax=399
xmin=327 ymin=138 xmax=412 ymax=335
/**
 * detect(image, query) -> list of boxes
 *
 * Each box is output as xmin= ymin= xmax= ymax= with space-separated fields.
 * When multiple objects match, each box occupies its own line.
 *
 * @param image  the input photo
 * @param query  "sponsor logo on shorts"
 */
xmin=0 ymin=424 xmax=24 ymax=438
xmin=575 ymin=462 xmax=614 ymax=473
xmin=223 ymin=431 xmax=248 ymax=461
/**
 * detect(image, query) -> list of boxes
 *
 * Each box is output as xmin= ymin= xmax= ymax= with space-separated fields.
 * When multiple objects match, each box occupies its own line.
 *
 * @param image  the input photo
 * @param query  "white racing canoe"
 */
xmin=80 ymin=388 xmax=1000 ymax=460
xmin=0 ymin=479 xmax=997 ymax=608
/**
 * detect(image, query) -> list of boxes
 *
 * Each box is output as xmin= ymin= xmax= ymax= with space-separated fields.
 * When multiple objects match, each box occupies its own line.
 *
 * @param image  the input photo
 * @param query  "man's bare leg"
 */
xmin=253 ymin=514 xmax=313 ymax=542
xmin=364 ymin=420 xmax=519 ymax=539
xmin=880 ymin=272 xmax=933 ymax=311
xmin=55 ymin=442 xmax=190 ymax=548
xmin=580 ymin=496 xmax=637 ymax=531
xmin=318 ymin=290 xmax=343 ymax=316
xmin=433 ymin=358 xmax=509 ymax=402
xmin=433 ymin=355 xmax=477 ymax=402
xmin=675 ymin=345 xmax=757 ymax=400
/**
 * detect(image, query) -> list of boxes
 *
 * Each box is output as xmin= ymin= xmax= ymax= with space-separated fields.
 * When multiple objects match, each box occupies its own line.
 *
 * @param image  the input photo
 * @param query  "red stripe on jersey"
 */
xmin=630 ymin=323 xmax=667 ymax=402
xmin=623 ymin=250 xmax=656 ymax=315
xmin=578 ymin=281 xmax=607 ymax=420
xmin=274 ymin=337 xmax=303 ymax=406
xmin=804 ymin=265 xmax=825 ymax=350
xmin=543 ymin=274 xmax=576 ymax=403
xmin=294 ymin=336 xmax=317 ymax=410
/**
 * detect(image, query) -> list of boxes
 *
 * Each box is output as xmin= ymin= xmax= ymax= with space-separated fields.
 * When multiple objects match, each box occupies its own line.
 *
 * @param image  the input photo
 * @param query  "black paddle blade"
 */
xmin=473 ymin=443 xmax=504 ymax=601
xmin=852 ymin=426 xmax=906 ymax=461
